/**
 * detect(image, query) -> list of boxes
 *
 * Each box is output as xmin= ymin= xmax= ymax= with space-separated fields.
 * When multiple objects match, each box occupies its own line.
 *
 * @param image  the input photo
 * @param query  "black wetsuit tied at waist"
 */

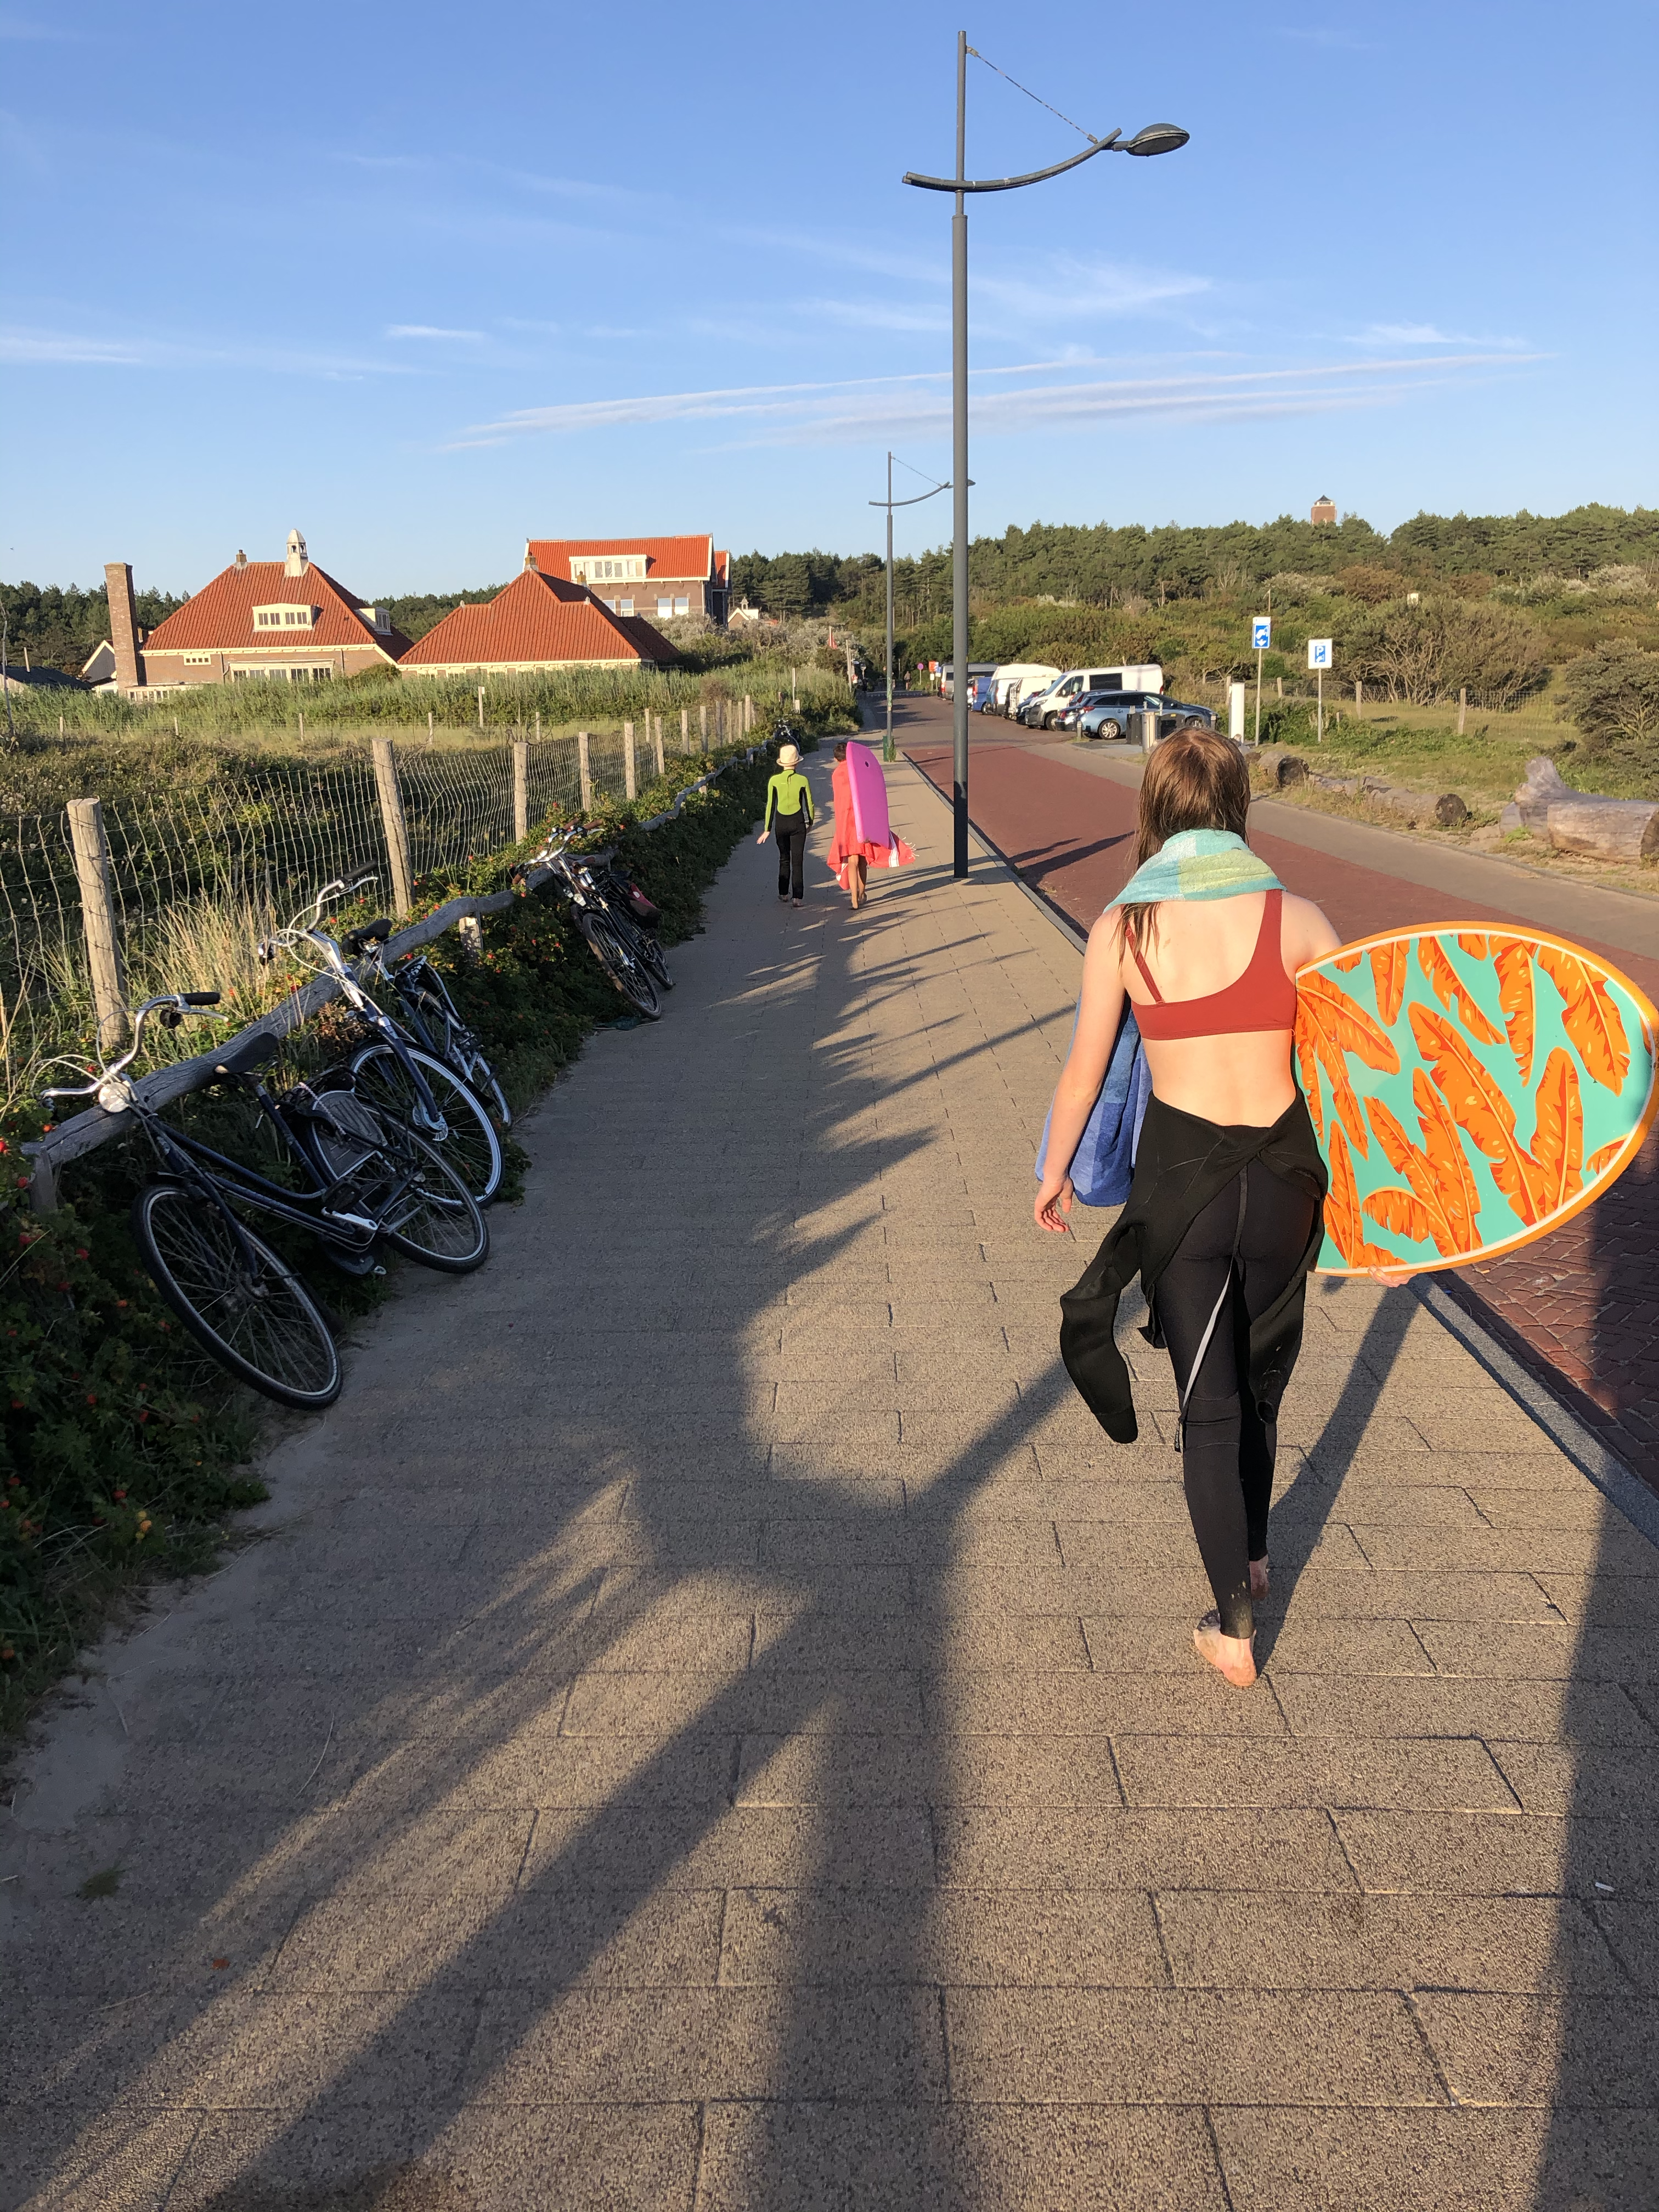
xmin=1059 ymin=1092 xmax=1329 ymax=1446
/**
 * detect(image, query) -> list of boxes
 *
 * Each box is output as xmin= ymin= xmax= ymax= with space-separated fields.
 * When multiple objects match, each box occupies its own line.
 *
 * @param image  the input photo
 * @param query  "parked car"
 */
xmin=991 ymin=662 xmax=1063 ymax=716
xmin=1077 ymin=692 xmax=1216 ymax=741
xmin=1051 ymin=689 xmax=1122 ymax=731
xmin=1019 ymin=663 xmax=1165 ymax=729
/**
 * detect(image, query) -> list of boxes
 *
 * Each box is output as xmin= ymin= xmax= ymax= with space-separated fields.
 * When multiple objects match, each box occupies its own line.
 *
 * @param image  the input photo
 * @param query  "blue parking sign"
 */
xmin=1251 ymin=617 xmax=1271 ymax=650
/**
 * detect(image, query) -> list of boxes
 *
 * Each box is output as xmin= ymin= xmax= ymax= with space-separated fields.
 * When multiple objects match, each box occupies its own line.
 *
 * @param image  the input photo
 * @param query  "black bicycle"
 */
xmin=344 ymin=931 xmax=511 ymax=1133
xmin=517 ymin=830 xmax=667 ymax=1019
xmin=41 ymin=992 xmax=489 ymax=1410
xmin=259 ymin=881 xmax=506 ymax=1205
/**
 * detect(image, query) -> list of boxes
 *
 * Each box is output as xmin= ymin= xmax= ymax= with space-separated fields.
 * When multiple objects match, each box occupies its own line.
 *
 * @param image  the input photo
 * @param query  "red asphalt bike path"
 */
xmin=895 ymin=710 xmax=1659 ymax=1494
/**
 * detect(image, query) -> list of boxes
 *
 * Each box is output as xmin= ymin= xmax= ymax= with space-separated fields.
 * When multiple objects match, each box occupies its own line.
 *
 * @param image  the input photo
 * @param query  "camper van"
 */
xmin=1018 ymin=663 xmax=1165 ymax=728
xmin=990 ymin=663 xmax=1063 ymax=716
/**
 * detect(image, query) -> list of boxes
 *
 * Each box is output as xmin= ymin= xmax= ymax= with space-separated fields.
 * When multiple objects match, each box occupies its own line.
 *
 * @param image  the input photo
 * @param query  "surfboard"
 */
xmin=845 ymin=742 xmax=891 ymax=849
xmin=1295 ymin=925 xmax=1658 ymax=1276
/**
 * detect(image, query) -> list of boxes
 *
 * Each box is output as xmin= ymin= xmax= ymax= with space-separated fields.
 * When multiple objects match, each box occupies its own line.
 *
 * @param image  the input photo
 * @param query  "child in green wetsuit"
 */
xmin=757 ymin=743 xmax=814 ymax=906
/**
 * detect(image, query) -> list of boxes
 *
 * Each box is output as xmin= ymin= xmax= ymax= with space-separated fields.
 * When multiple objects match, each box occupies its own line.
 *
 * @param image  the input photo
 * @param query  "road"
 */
xmin=894 ymin=692 xmax=1659 ymax=1496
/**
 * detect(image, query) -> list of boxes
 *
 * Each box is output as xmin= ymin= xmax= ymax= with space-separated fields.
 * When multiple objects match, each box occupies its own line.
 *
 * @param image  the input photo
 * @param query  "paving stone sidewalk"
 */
xmin=3 ymin=755 xmax=1657 ymax=2212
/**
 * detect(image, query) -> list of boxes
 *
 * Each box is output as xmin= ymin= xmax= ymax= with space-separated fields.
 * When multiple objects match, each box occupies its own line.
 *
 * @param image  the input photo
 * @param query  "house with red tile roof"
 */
xmin=131 ymin=533 xmax=409 ymax=693
xmin=397 ymin=568 xmax=677 ymax=676
xmin=525 ymin=535 xmax=730 ymax=627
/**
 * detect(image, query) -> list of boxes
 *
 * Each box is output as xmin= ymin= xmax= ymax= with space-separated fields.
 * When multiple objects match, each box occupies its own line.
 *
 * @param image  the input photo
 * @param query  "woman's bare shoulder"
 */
xmin=1281 ymin=890 xmax=1341 ymax=961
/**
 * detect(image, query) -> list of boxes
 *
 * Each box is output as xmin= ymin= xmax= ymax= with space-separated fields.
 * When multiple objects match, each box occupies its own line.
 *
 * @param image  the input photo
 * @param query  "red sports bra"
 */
xmin=1126 ymin=888 xmax=1297 ymax=1040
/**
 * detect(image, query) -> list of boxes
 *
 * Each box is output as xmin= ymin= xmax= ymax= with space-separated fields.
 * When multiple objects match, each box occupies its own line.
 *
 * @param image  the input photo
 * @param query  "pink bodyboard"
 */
xmin=845 ymin=743 xmax=891 ymax=848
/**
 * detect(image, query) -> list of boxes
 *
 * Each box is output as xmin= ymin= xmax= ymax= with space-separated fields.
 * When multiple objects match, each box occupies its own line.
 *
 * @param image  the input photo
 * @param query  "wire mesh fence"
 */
xmin=0 ymin=730 xmax=723 ymax=1107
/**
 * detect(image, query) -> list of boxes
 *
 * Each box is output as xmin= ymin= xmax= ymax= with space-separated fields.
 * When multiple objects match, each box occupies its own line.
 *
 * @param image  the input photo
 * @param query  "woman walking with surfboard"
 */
xmin=1037 ymin=728 xmax=1658 ymax=1689
xmin=1036 ymin=729 xmax=1340 ymax=1688
xmin=827 ymin=741 xmax=914 ymax=910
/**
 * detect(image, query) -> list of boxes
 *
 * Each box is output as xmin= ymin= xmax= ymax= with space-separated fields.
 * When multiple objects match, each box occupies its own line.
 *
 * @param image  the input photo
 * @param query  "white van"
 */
xmin=1020 ymin=663 xmax=1164 ymax=727
xmin=991 ymin=663 xmax=1062 ymax=716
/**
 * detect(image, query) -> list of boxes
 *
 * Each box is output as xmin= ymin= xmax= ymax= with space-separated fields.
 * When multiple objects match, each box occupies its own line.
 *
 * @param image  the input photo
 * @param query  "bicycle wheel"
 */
xmin=375 ymin=1126 xmax=490 ymax=1272
xmin=132 ymin=1182 xmax=341 ymax=1408
xmin=577 ymin=910 xmax=661 ymax=1019
xmin=627 ymin=923 xmax=673 ymax=993
xmin=349 ymin=1042 xmax=504 ymax=1203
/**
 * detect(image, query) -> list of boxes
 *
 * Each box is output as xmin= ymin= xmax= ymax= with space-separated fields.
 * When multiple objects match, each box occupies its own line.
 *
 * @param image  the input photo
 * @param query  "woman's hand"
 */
xmin=1035 ymin=1172 xmax=1074 ymax=1234
xmin=755 ymin=831 xmax=768 ymax=845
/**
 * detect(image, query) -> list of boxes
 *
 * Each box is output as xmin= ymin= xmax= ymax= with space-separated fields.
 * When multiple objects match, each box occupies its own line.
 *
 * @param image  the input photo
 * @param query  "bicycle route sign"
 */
xmin=1251 ymin=617 xmax=1271 ymax=650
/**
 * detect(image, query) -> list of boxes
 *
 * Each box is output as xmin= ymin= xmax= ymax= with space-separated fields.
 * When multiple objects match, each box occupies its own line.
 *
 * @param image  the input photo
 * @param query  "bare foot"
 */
xmin=1249 ymin=1555 xmax=1269 ymax=1602
xmin=1193 ymin=1610 xmax=1257 ymax=1689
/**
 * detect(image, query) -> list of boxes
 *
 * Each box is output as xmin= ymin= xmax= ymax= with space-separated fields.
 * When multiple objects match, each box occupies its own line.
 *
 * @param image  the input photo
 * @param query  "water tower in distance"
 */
xmin=1310 ymin=494 xmax=1338 ymax=525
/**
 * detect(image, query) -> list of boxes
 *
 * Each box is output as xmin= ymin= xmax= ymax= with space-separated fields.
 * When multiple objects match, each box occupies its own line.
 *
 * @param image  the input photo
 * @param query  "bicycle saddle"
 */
xmin=211 ymin=1030 xmax=281 ymax=1080
xmin=342 ymin=918 xmax=394 ymax=955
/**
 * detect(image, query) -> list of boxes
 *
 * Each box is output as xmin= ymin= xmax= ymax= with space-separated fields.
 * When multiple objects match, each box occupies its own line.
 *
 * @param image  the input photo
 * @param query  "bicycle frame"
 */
xmin=40 ymin=995 xmax=412 ymax=1282
xmin=134 ymin=1080 xmax=415 ymax=1261
xmin=260 ymin=879 xmax=452 ymax=1141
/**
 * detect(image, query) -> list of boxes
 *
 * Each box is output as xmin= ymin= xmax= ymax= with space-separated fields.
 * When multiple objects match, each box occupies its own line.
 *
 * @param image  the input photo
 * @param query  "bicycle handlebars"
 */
xmin=40 ymin=992 xmax=230 ymax=1103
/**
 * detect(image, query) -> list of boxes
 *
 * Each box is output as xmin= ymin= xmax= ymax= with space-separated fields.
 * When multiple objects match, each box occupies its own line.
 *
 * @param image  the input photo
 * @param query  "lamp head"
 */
xmin=1123 ymin=122 xmax=1190 ymax=157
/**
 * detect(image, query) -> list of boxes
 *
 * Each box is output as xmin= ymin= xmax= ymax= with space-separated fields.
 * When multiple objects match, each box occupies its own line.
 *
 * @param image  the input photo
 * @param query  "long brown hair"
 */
xmin=1118 ymin=727 xmax=1252 ymax=952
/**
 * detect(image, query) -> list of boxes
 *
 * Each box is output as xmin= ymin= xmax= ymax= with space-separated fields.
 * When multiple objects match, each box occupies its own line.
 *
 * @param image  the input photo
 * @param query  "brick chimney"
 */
xmin=285 ymin=528 xmax=309 ymax=578
xmin=104 ymin=561 xmax=145 ymax=692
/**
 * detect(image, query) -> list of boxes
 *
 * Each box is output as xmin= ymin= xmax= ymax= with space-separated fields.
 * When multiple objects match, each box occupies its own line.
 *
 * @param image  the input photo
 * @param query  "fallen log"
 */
xmin=1545 ymin=797 xmax=1659 ymax=864
xmin=1515 ymin=755 xmax=1658 ymax=862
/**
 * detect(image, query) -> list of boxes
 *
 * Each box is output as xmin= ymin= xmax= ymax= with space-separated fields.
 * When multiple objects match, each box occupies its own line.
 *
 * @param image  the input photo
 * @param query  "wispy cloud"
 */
xmin=1352 ymin=320 xmax=1531 ymax=351
xmin=450 ymin=350 xmax=1545 ymax=452
xmin=0 ymin=320 xmax=416 ymax=378
xmin=0 ymin=326 xmax=144 ymax=364
xmin=386 ymin=323 xmax=486 ymax=341
xmin=799 ymin=298 xmax=952 ymax=336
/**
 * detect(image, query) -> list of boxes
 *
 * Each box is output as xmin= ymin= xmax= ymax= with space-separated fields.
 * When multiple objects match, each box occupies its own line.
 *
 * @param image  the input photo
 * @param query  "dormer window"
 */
xmin=571 ymin=556 xmax=645 ymax=584
xmin=253 ymin=604 xmax=317 ymax=630
xmin=357 ymin=606 xmax=391 ymax=635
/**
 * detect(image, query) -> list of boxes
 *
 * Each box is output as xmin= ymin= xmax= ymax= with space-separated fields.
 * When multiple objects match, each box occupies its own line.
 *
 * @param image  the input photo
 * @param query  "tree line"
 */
xmin=731 ymin=505 xmax=1659 ymax=620
xmin=1 ymin=580 xmax=187 ymax=678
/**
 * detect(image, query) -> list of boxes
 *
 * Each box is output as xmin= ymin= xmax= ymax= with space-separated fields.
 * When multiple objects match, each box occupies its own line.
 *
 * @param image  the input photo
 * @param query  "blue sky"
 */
xmin=4 ymin=1 xmax=1654 ymax=595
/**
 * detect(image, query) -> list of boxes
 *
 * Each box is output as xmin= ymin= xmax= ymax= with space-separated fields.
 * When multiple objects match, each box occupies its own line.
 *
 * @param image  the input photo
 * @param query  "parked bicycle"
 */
xmin=356 ymin=937 xmax=512 ymax=1131
xmin=259 ymin=878 xmax=505 ymax=1204
xmin=515 ymin=830 xmax=669 ymax=1019
xmin=40 ymin=988 xmax=489 ymax=1410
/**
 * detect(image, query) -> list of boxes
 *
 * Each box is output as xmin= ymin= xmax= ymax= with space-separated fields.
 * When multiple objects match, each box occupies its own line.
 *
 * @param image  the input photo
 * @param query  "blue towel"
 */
xmin=1035 ymin=1005 xmax=1151 ymax=1207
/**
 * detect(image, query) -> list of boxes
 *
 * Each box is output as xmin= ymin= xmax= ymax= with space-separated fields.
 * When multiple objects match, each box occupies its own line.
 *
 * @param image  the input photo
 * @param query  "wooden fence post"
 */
xmin=1458 ymin=686 xmax=1468 ymax=735
xmin=370 ymin=737 xmax=415 ymax=917
xmin=66 ymin=798 xmax=128 ymax=1051
xmin=653 ymin=714 xmax=665 ymax=778
xmin=699 ymin=703 xmax=708 ymax=751
xmin=744 ymin=693 xmax=753 ymax=733
xmin=512 ymin=739 xmax=529 ymax=842
xmin=681 ymin=707 xmax=691 ymax=754
xmin=578 ymin=731 xmax=592 ymax=813
xmin=477 ymin=685 xmax=486 ymax=730
xmin=623 ymin=721 xmax=637 ymax=800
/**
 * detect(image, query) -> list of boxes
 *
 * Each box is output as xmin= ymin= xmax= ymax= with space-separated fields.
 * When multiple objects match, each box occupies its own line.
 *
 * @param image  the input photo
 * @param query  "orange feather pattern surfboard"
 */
xmin=1295 ymin=926 xmax=1658 ymax=1275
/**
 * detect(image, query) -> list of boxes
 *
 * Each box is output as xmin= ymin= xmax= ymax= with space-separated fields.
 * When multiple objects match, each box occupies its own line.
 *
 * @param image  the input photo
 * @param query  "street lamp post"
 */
xmin=905 ymin=35 xmax=1189 ymax=876
xmin=870 ymin=452 xmax=952 ymax=765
